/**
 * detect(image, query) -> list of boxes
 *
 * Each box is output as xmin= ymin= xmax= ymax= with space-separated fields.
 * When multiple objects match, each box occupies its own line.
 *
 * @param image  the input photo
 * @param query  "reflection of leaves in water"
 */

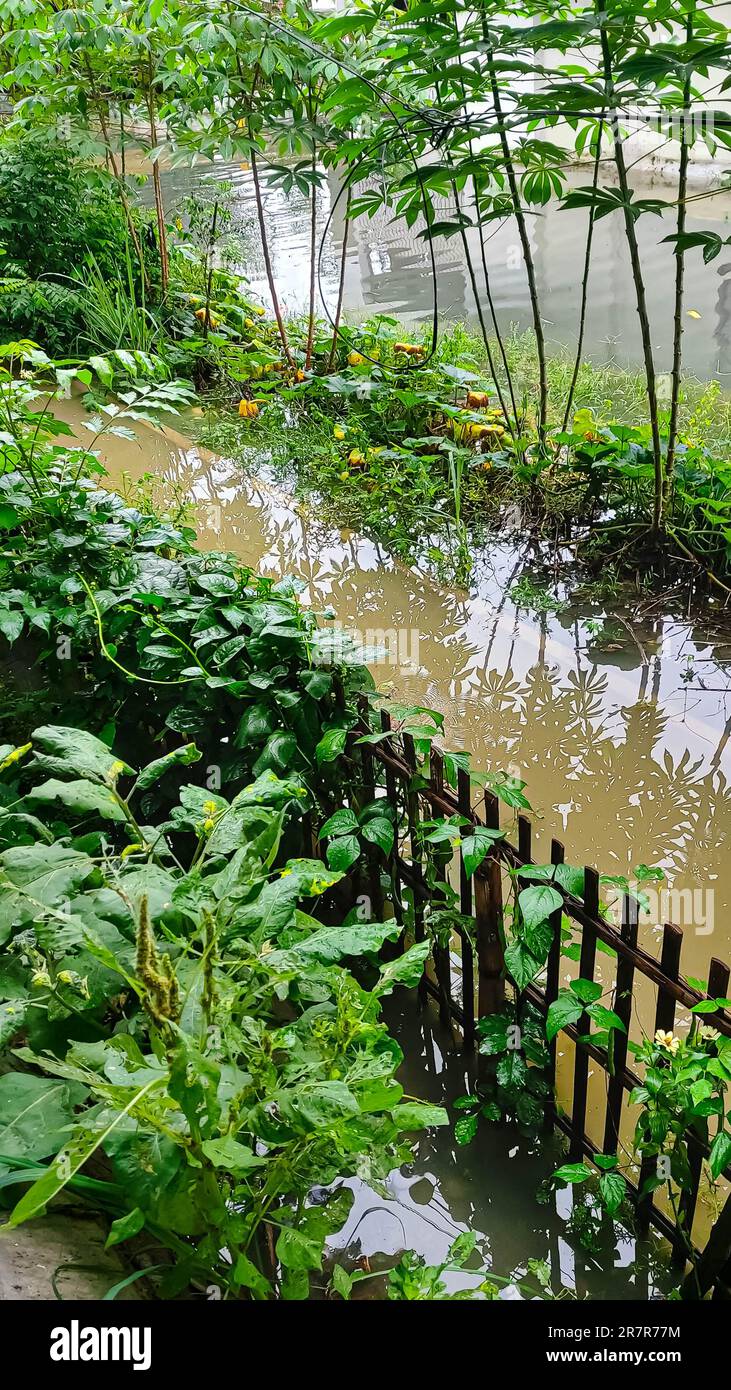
xmin=142 ymin=445 xmax=730 ymax=938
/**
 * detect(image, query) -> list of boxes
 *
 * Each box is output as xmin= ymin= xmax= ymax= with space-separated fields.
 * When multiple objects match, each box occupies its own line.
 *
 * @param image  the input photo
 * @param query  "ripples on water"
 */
xmin=148 ymin=156 xmax=731 ymax=380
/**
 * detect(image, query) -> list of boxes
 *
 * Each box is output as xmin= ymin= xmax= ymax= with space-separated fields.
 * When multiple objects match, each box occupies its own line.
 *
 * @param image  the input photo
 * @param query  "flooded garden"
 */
xmin=1 ymin=0 xmax=731 ymax=1334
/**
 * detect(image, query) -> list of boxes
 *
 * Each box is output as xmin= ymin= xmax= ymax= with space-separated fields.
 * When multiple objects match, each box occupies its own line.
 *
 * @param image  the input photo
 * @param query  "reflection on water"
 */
xmin=60 ymin=402 xmax=731 ymax=981
xmin=327 ymin=994 xmax=672 ymax=1299
xmin=148 ymin=157 xmax=731 ymax=380
xmin=56 ymin=401 xmax=730 ymax=1291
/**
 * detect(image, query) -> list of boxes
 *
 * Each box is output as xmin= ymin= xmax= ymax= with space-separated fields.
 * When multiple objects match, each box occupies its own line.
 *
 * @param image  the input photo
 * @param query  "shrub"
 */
xmin=0 ymin=129 xmax=136 ymax=283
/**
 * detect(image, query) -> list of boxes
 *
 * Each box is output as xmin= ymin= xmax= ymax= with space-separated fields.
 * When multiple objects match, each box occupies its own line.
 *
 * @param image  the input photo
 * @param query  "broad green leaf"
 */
xmin=105 ymin=1207 xmax=145 ymax=1248
xmin=30 ymin=725 xmax=133 ymax=782
xmin=319 ymin=809 xmax=358 ymax=838
xmin=546 ymin=991 xmax=584 ymax=1041
xmin=554 ymin=1163 xmax=592 ymax=1184
xmin=9 ymin=1075 xmax=164 ymax=1227
xmin=132 ymin=744 xmax=201 ymax=793
xmin=710 ymin=1130 xmax=731 ymax=1180
xmin=454 ymin=1113 xmax=479 ymax=1145
xmin=599 ymin=1171 xmax=626 ymax=1216
xmin=276 ymin=1226 xmax=323 ymax=1272
xmin=0 ymin=1073 xmax=85 ymax=1160
xmin=393 ymin=1102 xmax=449 ymax=1131
xmin=375 ymin=940 xmax=429 ymax=995
xmin=518 ymin=884 xmax=563 ymax=930
xmin=461 ymin=825 xmax=503 ymax=877
xmin=26 ymin=778 xmax=126 ymax=823
xmin=326 ymin=834 xmax=361 ymax=871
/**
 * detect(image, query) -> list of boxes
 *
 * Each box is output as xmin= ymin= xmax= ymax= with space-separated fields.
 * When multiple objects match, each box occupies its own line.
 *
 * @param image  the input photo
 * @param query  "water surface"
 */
xmin=53 ymin=399 xmax=730 ymax=1293
xmin=147 ymin=157 xmax=731 ymax=381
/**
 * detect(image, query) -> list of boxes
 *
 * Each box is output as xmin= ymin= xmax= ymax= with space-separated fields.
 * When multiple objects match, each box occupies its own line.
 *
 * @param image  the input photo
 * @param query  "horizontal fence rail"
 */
xmin=346 ymin=698 xmax=731 ymax=1290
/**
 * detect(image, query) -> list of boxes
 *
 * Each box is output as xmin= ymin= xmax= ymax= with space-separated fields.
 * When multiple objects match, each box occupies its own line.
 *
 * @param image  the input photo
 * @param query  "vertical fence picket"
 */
xmin=637 ymin=923 xmax=683 ymax=1230
xmin=379 ymin=709 xmax=403 ymax=941
xmin=478 ymin=791 xmax=505 ymax=1017
xmin=514 ymin=815 xmax=531 ymax=1022
xmin=602 ymin=895 xmax=638 ymax=1155
xmin=402 ymin=732 xmax=427 ymax=1002
xmin=457 ymin=767 xmax=475 ymax=1050
xmin=545 ymin=838 xmax=565 ymax=1127
xmin=569 ymin=867 xmax=599 ymax=1160
xmin=355 ymin=695 xmax=384 ymax=922
xmin=429 ymin=747 xmax=452 ymax=1026
xmin=518 ymin=814 xmax=532 ymax=863
xmin=674 ymin=957 xmax=731 ymax=1263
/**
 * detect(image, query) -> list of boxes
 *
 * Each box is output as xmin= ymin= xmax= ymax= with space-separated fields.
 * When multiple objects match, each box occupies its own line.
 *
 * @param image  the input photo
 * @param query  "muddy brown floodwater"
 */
xmin=52 ymin=397 xmax=731 ymax=1296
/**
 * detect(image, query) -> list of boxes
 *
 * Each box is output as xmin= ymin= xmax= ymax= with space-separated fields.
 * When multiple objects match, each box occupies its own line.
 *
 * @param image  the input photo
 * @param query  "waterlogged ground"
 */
xmin=43 ymin=398 xmax=731 ymax=1294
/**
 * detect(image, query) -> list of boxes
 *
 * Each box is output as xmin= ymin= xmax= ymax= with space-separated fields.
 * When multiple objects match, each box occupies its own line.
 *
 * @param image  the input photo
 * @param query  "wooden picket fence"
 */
xmin=349 ymin=698 xmax=731 ymax=1292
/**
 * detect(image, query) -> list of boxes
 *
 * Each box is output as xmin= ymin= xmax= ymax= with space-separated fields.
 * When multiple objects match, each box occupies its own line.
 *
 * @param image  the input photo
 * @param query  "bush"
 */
xmin=0 ymin=129 xmax=134 ymax=282
xmin=0 ymin=274 xmax=85 ymax=355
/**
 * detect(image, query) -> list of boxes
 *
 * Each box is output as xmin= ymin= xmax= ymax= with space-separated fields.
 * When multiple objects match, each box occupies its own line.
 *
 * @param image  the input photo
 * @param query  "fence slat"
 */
xmin=402 ymin=732 xmax=427 ymax=1003
xmin=569 ymin=867 xmax=599 ymax=1159
xmin=356 ymin=695 xmax=384 ymax=921
xmin=457 ymin=767 xmax=475 ymax=1050
xmin=545 ymin=838 xmax=565 ymax=1127
xmin=674 ymin=956 xmax=731 ymax=1263
xmin=379 ymin=709 xmax=403 ymax=941
xmin=518 ymin=814 xmax=532 ymax=863
xmin=477 ymin=791 xmax=505 ymax=1017
xmin=429 ymin=747 xmax=452 ymax=1026
xmin=602 ymin=895 xmax=638 ymax=1155
xmin=637 ymin=923 xmax=683 ymax=1230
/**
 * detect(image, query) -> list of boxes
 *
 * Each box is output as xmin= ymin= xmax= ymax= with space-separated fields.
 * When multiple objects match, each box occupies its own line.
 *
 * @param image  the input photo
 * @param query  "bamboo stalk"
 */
xmin=305 ymin=143 xmax=318 ymax=371
xmin=326 ymin=178 xmax=352 ymax=372
xmin=562 ymin=115 xmax=605 ymax=433
xmin=666 ymin=12 xmax=694 ymax=504
xmin=483 ymin=24 xmax=548 ymax=437
xmin=598 ymin=18 xmax=663 ymax=531
xmin=146 ymin=74 xmax=169 ymax=295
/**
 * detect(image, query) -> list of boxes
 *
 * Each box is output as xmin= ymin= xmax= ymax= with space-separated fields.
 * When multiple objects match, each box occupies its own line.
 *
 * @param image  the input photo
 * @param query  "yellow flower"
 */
xmin=347 ymin=351 xmax=365 ymax=366
xmin=57 ymin=970 xmax=75 ymax=985
xmin=203 ymin=818 xmax=215 ymax=834
xmin=348 ymin=449 xmax=364 ymax=465
xmin=339 ymin=470 xmax=349 ymax=481
xmin=31 ymin=969 xmax=51 ymax=988
xmin=293 ymin=369 xmax=306 ymax=382
xmin=203 ymin=800 xmax=219 ymax=816
xmin=394 ymin=342 xmax=425 ymax=357
xmin=238 ymin=399 xmax=259 ymax=419
xmin=255 ymin=305 xmax=265 ymax=316
xmin=333 ymin=426 xmax=346 ymax=441
xmin=655 ymin=1029 xmax=680 ymax=1054
xmin=466 ymin=390 xmax=490 ymax=409
xmin=244 ymin=317 xmax=255 ymax=330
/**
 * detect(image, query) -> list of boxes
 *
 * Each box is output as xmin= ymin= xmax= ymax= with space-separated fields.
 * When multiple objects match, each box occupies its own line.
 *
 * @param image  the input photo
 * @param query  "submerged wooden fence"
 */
xmin=349 ymin=697 xmax=731 ymax=1291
